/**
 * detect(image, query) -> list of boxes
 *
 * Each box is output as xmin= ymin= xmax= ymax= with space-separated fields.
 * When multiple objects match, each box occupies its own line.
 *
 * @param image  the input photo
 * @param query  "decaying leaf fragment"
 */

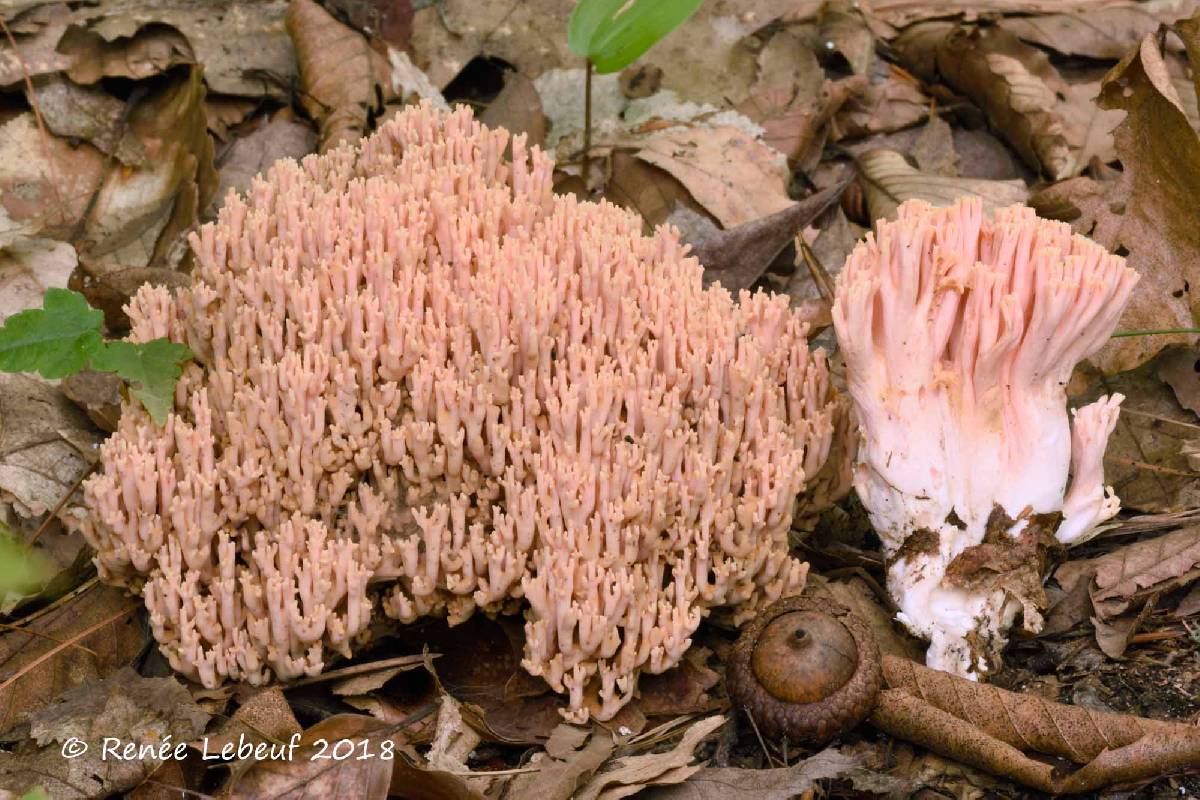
xmin=286 ymin=0 xmax=394 ymax=151
xmin=1053 ymin=526 xmax=1200 ymax=654
xmin=855 ymin=149 xmax=1028 ymax=221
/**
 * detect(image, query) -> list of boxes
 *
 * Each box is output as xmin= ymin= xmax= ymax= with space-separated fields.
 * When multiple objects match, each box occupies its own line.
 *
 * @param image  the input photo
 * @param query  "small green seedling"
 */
xmin=567 ymin=0 xmax=703 ymax=185
xmin=0 ymin=288 xmax=191 ymax=424
xmin=568 ymin=0 xmax=704 ymax=74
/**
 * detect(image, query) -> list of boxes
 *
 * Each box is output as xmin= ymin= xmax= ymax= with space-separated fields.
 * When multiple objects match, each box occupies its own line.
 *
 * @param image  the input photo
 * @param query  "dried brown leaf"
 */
xmin=210 ymin=114 xmax=316 ymax=218
xmin=836 ymin=61 xmax=930 ymax=137
xmin=56 ymin=22 xmax=194 ymax=85
xmin=0 ymin=668 xmax=208 ymax=799
xmin=1081 ymin=526 xmax=1200 ymax=617
xmin=575 ymin=715 xmax=726 ymax=800
xmin=605 ymin=151 xmax=701 ymax=230
xmin=208 ymin=687 xmax=301 ymax=754
xmin=227 ymin=714 xmax=394 ymax=800
xmin=671 ymin=176 xmax=851 ymax=291
xmin=509 ymin=729 xmax=614 ymax=800
xmin=3 ymin=2 xmax=296 ymax=98
xmin=737 ymin=77 xmax=865 ymax=170
xmin=79 ymin=65 xmax=216 ymax=272
xmin=856 ymin=148 xmax=1028 ymax=222
xmin=818 ymin=1 xmax=875 ymax=75
xmin=0 ymin=239 xmax=76 ymax=322
xmin=0 ymin=373 xmax=100 ymax=519
xmin=999 ymin=0 xmax=1198 ymax=59
xmin=29 ymin=76 xmax=145 ymax=166
xmin=645 ymin=747 xmax=908 ymax=800
xmin=479 ymin=72 xmax=546 ymax=149
xmin=0 ymin=112 xmax=107 ymax=241
xmin=910 ymin=114 xmax=958 ymax=175
xmin=287 ymin=0 xmax=393 ymax=151
xmin=1157 ymin=346 xmax=1200 ymax=415
xmin=425 ymin=616 xmax=564 ymax=745
xmin=1057 ymin=80 xmax=1125 ymax=172
xmin=635 ymin=127 xmax=793 ymax=228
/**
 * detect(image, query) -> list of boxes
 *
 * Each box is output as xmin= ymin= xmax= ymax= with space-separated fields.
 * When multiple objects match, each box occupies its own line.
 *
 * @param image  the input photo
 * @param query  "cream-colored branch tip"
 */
xmin=832 ymin=197 xmax=1138 ymax=678
xmin=68 ymin=102 xmax=846 ymax=722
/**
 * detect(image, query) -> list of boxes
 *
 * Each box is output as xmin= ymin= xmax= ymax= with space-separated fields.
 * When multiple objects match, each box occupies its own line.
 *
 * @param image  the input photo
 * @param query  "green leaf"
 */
xmin=0 ymin=289 xmax=103 ymax=379
xmin=90 ymin=338 xmax=193 ymax=423
xmin=0 ymin=526 xmax=54 ymax=603
xmin=567 ymin=0 xmax=704 ymax=73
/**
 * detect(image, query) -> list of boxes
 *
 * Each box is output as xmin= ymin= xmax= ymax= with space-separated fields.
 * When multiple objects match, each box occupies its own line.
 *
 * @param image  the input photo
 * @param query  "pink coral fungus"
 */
xmin=833 ymin=198 xmax=1138 ymax=678
xmin=73 ymin=103 xmax=844 ymax=721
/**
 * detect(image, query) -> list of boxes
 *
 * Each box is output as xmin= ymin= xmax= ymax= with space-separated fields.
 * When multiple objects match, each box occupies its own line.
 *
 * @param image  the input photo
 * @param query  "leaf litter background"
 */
xmin=0 ymin=0 xmax=1200 ymax=797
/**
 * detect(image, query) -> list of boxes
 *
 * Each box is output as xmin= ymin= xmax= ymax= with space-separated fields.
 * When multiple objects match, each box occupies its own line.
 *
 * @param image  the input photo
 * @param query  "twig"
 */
xmin=1105 ymin=455 xmax=1200 ymax=478
xmin=582 ymin=58 xmax=593 ymax=190
xmin=743 ymin=710 xmax=779 ymax=768
xmin=27 ymin=463 xmax=96 ymax=546
xmin=0 ymin=621 xmax=97 ymax=656
xmin=0 ymin=14 xmax=67 ymax=222
xmin=282 ymin=653 xmax=429 ymax=689
xmin=0 ymin=602 xmax=138 ymax=695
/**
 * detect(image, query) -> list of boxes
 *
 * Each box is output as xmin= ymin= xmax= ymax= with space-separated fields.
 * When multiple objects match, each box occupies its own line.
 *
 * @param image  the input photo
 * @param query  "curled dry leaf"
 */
xmin=1 ymin=1 xmax=295 ymax=99
xmin=930 ymin=26 xmax=1071 ymax=179
xmin=287 ymin=0 xmax=393 ymax=151
xmin=79 ymin=65 xmax=216 ymax=273
xmin=56 ymin=22 xmax=194 ymax=85
xmin=817 ymin=0 xmax=875 ymax=75
xmin=0 ymin=668 xmax=208 ymax=800
xmin=855 ymin=149 xmax=1028 ymax=222
xmin=509 ymin=727 xmax=614 ymax=800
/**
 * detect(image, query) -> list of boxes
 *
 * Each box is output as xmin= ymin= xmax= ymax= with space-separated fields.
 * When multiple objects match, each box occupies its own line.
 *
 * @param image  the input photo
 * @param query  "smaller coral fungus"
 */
xmin=832 ymin=197 xmax=1138 ymax=677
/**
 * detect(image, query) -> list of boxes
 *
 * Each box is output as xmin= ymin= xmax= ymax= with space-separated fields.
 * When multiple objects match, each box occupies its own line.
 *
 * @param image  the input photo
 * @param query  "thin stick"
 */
xmin=1111 ymin=328 xmax=1200 ymax=338
xmin=582 ymin=58 xmax=593 ymax=189
xmin=744 ymin=710 xmax=778 ymax=768
xmin=282 ymin=653 xmax=429 ymax=689
xmin=27 ymin=463 xmax=96 ymax=546
xmin=0 ymin=602 xmax=137 ymax=694
xmin=10 ymin=576 xmax=99 ymax=629
xmin=0 ymin=14 xmax=67 ymax=221
xmin=0 ymin=621 xmax=97 ymax=656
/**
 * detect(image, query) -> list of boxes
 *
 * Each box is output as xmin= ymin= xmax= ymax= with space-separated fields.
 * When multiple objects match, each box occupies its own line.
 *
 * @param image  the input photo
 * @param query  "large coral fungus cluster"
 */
xmin=833 ymin=198 xmax=1138 ymax=678
xmin=72 ymin=103 xmax=845 ymax=722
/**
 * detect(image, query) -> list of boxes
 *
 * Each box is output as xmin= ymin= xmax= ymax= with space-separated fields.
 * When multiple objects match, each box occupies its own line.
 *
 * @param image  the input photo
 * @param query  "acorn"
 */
xmin=726 ymin=595 xmax=882 ymax=744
